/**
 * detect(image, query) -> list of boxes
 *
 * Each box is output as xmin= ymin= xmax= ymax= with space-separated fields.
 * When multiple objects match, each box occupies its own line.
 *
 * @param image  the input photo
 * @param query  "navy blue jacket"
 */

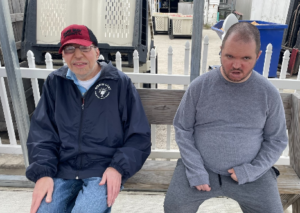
xmin=26 ymin=61 xmax=151 ymax=183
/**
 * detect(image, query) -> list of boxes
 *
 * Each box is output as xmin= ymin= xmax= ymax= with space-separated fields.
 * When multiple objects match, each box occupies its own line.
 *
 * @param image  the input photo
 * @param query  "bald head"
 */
xmin=221 ymin=22 xmax=261 ymax=55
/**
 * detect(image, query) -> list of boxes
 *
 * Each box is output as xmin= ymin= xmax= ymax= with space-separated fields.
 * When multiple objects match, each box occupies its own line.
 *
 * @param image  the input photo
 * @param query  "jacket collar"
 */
xmin=53 ymin=60 xmax=119 ymax=81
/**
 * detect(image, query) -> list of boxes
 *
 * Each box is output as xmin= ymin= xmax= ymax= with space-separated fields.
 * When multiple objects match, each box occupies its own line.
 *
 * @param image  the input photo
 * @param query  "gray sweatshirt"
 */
xmin=174 ymin=67 xmax=288 ymax=186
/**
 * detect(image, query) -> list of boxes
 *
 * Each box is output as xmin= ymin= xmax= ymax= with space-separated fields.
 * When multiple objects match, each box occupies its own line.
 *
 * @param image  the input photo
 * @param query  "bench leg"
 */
xmin=280 ymin=194 xmax=300 ymax=211
xmin=293 ymin=196 xmax=300 ymax=213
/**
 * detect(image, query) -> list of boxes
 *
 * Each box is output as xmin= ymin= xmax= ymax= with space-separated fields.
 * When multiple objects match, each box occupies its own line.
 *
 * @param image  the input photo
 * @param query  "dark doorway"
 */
xmin=159 ymin=0 xmax=180 ymax=13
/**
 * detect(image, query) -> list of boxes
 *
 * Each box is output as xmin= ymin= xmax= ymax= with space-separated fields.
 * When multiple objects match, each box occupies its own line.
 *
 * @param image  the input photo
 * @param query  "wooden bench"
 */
xmin=0 ymin=88 xmax=299 ymax=211
xmin=125 ymin=89 xmax=300 ymax=212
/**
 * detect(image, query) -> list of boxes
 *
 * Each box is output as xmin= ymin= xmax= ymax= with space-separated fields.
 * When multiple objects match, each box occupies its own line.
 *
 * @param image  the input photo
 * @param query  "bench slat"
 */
xmin=277 ymin=165 xmax=300 ymax=194
xmin=125 ymin=162 xmax=300 ymax=194
xmin=137 ymin=90 xmax=292 ymax=129
xmin=124 ymin=161 xmax=176 ymax=191
xmin=137 ymin=89 xmax=185 ymax=125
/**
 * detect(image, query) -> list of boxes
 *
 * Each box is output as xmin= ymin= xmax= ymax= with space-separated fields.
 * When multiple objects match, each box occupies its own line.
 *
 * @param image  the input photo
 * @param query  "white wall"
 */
xmin=207 ymin=4 xmax=219 ymax=25
xmin=250 ymin=0 xmax=290 ymax=24
xmin=204 ymin=0 xmax=220 ymax=25
xmin=235 ymin=0 xmax=252 ymax=20
xmin=210 ymin=0 xmax=220 ymax=5
xmin=178 ymin=0 xmax=219 ymax=26
xmin=178 ymin=2 xmax=193 ymax=15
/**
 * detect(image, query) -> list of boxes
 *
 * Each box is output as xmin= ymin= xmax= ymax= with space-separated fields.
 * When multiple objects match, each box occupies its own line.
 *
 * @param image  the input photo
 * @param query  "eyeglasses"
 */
xmin=63 ymin=45 xmax=96 ymax=54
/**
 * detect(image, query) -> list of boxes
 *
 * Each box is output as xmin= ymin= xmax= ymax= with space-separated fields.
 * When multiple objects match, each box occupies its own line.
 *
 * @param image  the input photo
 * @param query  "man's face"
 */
xmin=62 ymin=44 xmax=100 ymax=81
xmin=220 ymin=33 xmax=261 ymax=83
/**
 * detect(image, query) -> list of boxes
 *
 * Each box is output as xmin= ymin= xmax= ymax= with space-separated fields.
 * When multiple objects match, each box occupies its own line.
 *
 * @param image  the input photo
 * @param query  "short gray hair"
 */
xmin=221 ymin=22 xmax=261 ymax=55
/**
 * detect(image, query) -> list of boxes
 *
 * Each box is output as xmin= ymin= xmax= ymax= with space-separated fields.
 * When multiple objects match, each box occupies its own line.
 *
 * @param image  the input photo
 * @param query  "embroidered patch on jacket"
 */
xmin=95 ymin=83 xmax=111 ymax=99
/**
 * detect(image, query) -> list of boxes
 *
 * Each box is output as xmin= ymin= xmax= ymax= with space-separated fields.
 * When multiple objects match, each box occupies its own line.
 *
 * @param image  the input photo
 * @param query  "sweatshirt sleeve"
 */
xmin=233 ymin=89 xmax=288 ymax=185
xmin=109 ymin=78 xmax=151 ymax=183
xmin=26 ymin=78 xmax=61 ymax=183
xmin=173 ymin=84 xmax=210 ymax=187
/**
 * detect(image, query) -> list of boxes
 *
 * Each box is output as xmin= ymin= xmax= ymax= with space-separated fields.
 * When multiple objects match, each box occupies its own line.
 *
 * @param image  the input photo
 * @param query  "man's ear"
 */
xmin=95 ymin=48 xmax=100 ymax=58
xmin=257 ymin=50 xmax=262 ymax=60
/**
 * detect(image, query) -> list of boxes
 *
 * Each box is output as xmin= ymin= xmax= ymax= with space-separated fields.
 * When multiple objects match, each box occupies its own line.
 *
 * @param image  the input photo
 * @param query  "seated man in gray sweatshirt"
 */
xmin=164 ymin=22 xmax=288 ymax=213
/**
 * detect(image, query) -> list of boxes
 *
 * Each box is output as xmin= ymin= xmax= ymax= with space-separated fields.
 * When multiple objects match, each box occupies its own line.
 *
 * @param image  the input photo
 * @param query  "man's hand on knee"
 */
xmin=195 ymin=184 xmax=211 ymax=191
xmin=99 ymin=167 xmax=122 ymax=208
xmin=30 ymin=177 xmax=54 ymax=213
xmin=228 ymin=168 xmax=238 ymax=182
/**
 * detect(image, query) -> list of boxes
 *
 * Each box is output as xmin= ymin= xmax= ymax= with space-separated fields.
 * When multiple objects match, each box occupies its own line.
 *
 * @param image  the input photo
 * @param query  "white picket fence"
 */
xmin=0 ymin=36 xmax=299 ymax=166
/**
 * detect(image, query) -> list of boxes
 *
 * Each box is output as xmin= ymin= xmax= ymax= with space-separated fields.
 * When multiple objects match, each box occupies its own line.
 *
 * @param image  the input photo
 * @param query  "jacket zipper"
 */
xmin=73 ymin=75 xmax=107 ymax=179
xmin=76 ymin=97 xmax=85 ymax=179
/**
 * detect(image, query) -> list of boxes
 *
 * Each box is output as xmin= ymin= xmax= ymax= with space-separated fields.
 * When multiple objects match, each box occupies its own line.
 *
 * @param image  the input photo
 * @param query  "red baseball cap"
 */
xmin=58 ymin=24 xmax=98 ymax=54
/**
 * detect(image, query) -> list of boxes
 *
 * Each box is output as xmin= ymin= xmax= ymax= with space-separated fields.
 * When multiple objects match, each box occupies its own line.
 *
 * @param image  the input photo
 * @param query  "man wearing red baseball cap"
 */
xmin=26 ymin=24 xmax=151 ymax=213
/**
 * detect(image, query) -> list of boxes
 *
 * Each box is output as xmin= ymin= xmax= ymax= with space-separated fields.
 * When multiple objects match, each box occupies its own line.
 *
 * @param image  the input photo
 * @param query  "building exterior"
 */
xmin=205 ymin=0 xmax=220 ymax=25
xmin=235 ymin=0 xmax=290 ymax=23
xmin=153 ymin=0 xmax=220 ymax=26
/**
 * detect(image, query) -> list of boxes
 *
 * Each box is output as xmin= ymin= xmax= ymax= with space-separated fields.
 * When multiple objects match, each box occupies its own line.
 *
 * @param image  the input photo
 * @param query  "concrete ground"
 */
xmin=0 ymin=30 xmax=296 ymax=212
xmin=0 ymin=187 xmax=292 ymax=213
xmin=155 ymin=29 xmax=221 ymax=80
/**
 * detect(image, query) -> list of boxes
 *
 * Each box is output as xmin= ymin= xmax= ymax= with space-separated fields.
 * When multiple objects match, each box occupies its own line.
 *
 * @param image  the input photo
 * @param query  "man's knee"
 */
xmin=164 ymin=192 xmax=201 ymax=213
xmin=163 ymin=193 xmax=175 ymax=212
xmin=164 ymin=201 xmax=199 ymax=213
xmin=164 ymin=197 xmax=184 ymax=213
xmin=37 ymin=199 xmax=61 ymax=213
xmin=72 ymin=204 xmax=110 ymax=213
